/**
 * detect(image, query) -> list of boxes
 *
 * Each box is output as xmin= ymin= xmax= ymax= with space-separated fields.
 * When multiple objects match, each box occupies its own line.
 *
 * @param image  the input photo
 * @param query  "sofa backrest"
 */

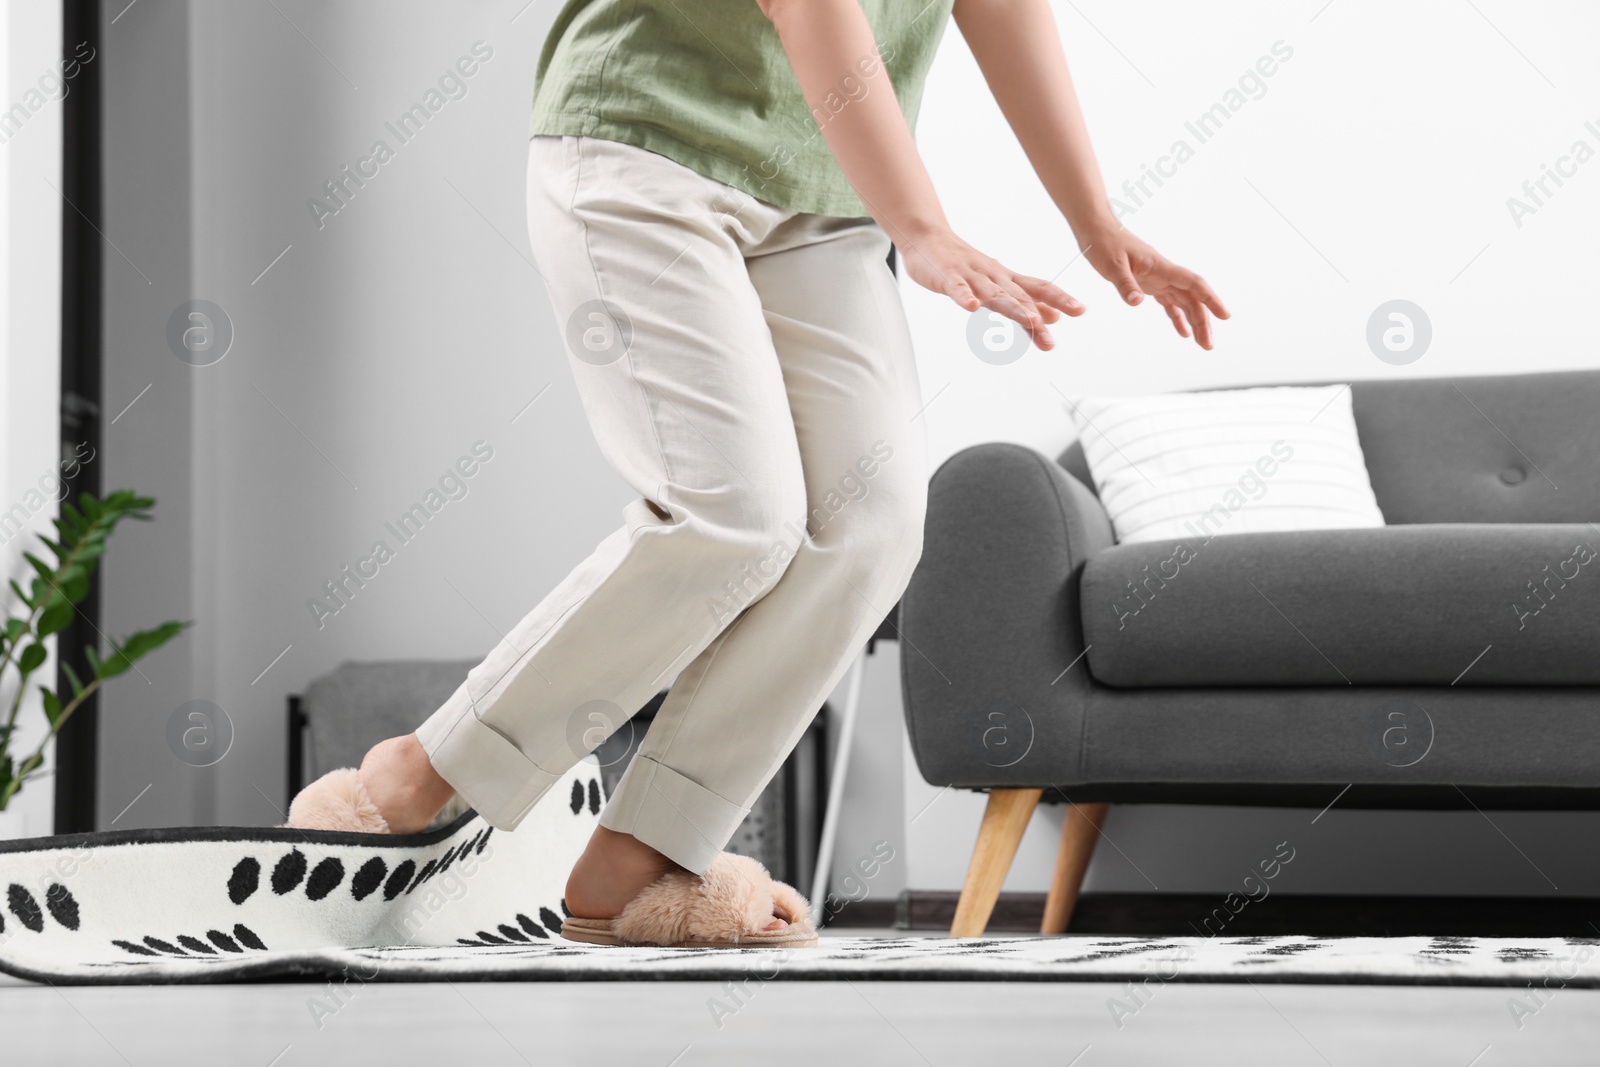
xmin=301 ymin=659 xmax=478 ymax=779
xmin=1057 ymin=369 xmax=1600 ymax=525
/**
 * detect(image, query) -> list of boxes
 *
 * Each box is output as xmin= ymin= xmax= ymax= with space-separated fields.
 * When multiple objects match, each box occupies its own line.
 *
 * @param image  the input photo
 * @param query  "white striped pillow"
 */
xmin=1065 ymin=384 xmax=1386 ymax=544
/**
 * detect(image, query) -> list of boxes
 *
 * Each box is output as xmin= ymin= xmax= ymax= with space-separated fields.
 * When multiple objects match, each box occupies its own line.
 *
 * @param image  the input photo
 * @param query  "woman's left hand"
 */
xmin=1076 ymin=224 xmax=1230 ymax=350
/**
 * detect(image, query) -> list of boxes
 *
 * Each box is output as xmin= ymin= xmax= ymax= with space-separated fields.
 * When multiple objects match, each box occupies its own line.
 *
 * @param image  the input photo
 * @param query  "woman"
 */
xmin=289 ymin=0 xmax=1227 ymax=947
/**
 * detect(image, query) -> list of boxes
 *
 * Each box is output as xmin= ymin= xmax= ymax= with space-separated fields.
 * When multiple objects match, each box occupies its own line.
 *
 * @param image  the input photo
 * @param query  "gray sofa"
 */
xmin=898 ymin=369 xmax=1600 ymax=936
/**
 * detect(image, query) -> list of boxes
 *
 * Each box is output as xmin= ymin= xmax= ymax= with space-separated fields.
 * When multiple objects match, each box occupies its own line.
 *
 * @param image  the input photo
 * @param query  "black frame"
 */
xmin=285 ymin=694 xmax=308 ymax=808
xmin=55 ymin=0 xmax=104 ymax=834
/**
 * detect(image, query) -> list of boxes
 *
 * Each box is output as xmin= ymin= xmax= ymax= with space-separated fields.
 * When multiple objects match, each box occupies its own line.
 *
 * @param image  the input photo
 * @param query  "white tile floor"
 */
xmin=3 ymin=930 xmax=1598 ymax=1065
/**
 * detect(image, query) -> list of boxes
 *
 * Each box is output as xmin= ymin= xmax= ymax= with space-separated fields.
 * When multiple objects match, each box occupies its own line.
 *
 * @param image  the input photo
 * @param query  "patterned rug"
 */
xmin=0 ymin=762 xmax=599 ymax=985
xmin=2 ymin=762 xmax=1596 ymax=987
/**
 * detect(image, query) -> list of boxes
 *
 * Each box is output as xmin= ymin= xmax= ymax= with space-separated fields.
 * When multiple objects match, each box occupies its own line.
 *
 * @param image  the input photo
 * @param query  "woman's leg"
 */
xmin=358 ymin=135 xmax=812 ymax=917
xmin=345 ymin=139 xmax=923 ymax=928
xmin=596 ymin=212 xmax=929 ymax=873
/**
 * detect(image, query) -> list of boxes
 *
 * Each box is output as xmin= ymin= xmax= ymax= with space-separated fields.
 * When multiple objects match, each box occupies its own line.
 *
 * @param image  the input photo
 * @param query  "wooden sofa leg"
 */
xmin=1040 ymin=802 xmax=1108 ymax=935
xmin=949 ymin=788 xmax=1042 ymax=937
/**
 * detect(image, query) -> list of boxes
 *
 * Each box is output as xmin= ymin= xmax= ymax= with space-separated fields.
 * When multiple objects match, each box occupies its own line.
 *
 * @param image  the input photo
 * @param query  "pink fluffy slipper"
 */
xmin=284 ymin=768 xmax=391 ymax=833
xmin=561 ymin=852 xmax=819 ymax=948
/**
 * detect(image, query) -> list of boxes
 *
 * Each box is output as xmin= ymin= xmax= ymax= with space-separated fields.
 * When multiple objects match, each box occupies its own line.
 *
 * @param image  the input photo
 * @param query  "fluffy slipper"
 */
xmin=561 ymin=852 xmax=819 ymax=948
xmin=284 ymin=768 xmax=390 ymax=833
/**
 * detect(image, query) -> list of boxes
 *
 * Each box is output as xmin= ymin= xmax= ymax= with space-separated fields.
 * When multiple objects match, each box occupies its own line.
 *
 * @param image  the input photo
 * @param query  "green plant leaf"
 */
xmin=36 ymin=535 xmax=70 ymax=562
xmin=93 ymin=621 xmax=189 ymax=679
xmin=61 ymin=660 xmax=86 ymax=699
xmin=7 ymin=488 xmax=181 ymax=813
xmin=47 ymin=563 xmax=90 ymax=603
xmin=72 ymin=541 xmax=106 ymax=569
xmin=37 ymin=599 xmax=75 ymax=638
xmin=58 ymin=573 xmax=89 ymax=604
xmin=125 ymin=620 xmax=189 ymax=659
xmin=58 ymin=501 xmax=85 ymax=535
xmin=22 ymin=552 xmax=56 ymax=586
xmin=91 ymin=653 xmax=131 ymax=680
xmin=17 ymin=643 xmax=46 ymax=673
xmin=106 ymin=490 xmax=155 ymax=512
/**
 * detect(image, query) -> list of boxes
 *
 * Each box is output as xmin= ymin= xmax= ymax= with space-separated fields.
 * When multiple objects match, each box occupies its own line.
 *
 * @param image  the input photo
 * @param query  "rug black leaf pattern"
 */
xmin=0 ymin=763 xmax=603 ymax=985
xmin=31 ymin=934 xmax=1600 ymax=987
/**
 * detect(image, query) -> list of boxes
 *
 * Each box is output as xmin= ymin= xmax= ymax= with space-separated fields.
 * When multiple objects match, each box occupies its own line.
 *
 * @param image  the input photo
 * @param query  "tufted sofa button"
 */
xmin=1500 ymin=467 xmax=1527 ymax=485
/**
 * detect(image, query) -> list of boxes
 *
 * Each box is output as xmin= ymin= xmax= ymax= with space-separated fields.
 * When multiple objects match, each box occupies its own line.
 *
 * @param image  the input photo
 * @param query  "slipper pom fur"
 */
xmin=613 ymin=853 xmax=811 ymax=945
xmin=767 ymin=874 xmax=812 ymax=929
xmin=285 ymin=768 xmax=391 ymax=833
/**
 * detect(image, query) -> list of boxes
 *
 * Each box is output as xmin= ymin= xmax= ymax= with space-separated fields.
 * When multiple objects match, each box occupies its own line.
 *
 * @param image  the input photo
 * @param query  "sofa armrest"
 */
xmin=899 ymin=442 xmax=1115 ymax=789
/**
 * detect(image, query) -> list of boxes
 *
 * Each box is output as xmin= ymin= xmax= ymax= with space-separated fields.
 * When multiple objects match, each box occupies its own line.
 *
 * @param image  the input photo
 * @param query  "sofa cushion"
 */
xmin=1059 ymin=370 xmax=1600 ymax=526
xmin=1079 ymin=524 xmax=1600 ymax=687
xmin=1066 ymin=384 xmax=1386 ymax=543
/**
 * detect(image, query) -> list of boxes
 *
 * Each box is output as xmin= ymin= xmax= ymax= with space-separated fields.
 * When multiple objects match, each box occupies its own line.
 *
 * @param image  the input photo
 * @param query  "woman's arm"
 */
xmin=953 ymin=0 xmax=1228 ymax=348
xmin=761 ymin=0 xmax=1080 ymax=351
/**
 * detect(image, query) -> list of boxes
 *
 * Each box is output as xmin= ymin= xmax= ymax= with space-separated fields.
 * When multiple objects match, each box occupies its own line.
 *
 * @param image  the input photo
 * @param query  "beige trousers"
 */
xmin=415 ymin=135 xmax=928 ymax=874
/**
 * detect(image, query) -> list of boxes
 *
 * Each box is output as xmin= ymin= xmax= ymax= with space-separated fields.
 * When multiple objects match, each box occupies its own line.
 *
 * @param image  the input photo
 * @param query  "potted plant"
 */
xmin=0 ymin=490 xmax=189 ymax=818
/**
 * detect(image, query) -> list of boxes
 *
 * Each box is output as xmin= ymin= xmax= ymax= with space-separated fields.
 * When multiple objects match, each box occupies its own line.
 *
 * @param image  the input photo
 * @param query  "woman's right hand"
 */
xmin=897 ymin=226 xmax=1084 ymax=351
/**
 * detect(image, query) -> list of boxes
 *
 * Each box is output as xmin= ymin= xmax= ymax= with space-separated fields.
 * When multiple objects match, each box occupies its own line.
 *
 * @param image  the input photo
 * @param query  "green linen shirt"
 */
xmin=529 ymin=0 xmax=955 ymax=218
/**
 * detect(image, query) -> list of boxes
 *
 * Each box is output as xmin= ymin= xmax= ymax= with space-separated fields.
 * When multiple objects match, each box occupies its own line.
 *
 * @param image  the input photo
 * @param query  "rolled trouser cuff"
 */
xmin=598 ymin=755 xmax=750 ymax=874
xmin=415 ymin=682 xmax=563 ymax=830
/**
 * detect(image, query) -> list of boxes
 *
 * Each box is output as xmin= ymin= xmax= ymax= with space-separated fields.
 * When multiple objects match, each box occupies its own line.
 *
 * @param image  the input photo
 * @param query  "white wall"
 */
xmin=99 ymin=0 xmax=611 ymax=829
xmin=908 ymin=0 xmax=1600 ymax=469
xmin=0 ymin=0 xmax=64 ymax=839
xmin=899 ymin=0 xmax=1600 ymax=895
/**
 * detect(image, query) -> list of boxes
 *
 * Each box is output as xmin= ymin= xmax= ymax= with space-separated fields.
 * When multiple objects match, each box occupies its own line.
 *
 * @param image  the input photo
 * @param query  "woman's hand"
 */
xmin=898 ymin=226 xmax=1084 ymax=351
xmin=953 ymin=0 xmax=1232 ymax=351
xmin=763 ymin=0 xmax=1089 ymax=350
xmin=1076 ymin=223 xmax=1230 ymax=350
